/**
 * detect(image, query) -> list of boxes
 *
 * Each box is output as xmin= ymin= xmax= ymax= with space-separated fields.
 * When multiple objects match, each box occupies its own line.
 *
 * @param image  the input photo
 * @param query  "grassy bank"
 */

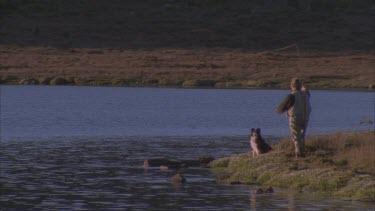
xmin=1 ymin=46 xmax=374 ymax=90
xmin=209 ymin=131 xmax=375 ymax=201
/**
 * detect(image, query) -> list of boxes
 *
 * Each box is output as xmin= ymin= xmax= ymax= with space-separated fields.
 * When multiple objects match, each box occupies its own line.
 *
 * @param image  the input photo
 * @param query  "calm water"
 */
xmin=1 ymin=85 xmax=374 ymax=210
xmin=1 ymin=86 xmax=374 ymax=139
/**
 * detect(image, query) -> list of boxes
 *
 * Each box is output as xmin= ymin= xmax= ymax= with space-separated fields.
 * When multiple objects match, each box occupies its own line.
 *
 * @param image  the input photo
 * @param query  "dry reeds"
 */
xmin=210 ymin=131 xmax=375 ymax=200
xmin=1 ymin=46 xmax=374 ymax=89
xmin=274 ymin=131 xmax=375 ymax=175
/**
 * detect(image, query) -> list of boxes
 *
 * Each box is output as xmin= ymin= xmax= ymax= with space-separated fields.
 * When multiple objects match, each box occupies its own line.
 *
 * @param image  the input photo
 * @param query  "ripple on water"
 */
xmin=1 ymin=137 xmax=374 ymax=210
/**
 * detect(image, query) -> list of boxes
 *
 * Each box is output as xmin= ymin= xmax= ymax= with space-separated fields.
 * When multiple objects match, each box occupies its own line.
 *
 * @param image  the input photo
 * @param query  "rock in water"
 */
xmin=265 ymin=186 xmax=274 ymax=193
xmin=255 ymin=187 xmax=274 ymax=194
xmin=170 ymin=173 xmax=186 ymax=183
xmin=198 ymin=155 xmax=215 ymax=165
xmin=143 ymin=156 xmax=215 ymax=169
xmin=143 ymin=158 xmax=182 ymax=169
xmin=255 ymin=188 xmax=264 ymax=194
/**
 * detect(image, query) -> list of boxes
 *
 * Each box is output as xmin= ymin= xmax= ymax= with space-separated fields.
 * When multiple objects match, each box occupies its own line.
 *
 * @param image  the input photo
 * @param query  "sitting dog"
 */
xmin=249 ymin=128 xmax=272 ymax=157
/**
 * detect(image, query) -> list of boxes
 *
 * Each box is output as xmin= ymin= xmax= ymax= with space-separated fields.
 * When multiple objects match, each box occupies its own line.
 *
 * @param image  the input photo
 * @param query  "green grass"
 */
xmin=209 ymin=131 xmax=375 ymax=201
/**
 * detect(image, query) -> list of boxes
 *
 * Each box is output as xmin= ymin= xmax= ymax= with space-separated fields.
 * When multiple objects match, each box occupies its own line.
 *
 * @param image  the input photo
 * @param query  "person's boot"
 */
xmin=294 ymin=141 xmax=305 ymax=158
xmin=294 ymin=141 xmax=300 ymax=158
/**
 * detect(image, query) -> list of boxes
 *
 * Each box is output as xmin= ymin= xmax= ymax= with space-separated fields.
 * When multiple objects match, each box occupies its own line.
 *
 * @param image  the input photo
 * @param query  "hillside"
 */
xmin=0 ymin=0 xmax=374 ymax=89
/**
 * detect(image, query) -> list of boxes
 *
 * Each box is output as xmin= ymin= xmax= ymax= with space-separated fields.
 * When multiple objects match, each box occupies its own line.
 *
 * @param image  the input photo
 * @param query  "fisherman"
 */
xmin=276 ymin=78 xmax=311 ymax=158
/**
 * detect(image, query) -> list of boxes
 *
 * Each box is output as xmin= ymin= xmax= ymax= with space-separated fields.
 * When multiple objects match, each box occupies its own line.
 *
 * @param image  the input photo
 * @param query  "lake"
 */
xmin=1 ymin=86 xmax=373 ymax=139
xmin=1 ymin=85 xmax=374 ymax=210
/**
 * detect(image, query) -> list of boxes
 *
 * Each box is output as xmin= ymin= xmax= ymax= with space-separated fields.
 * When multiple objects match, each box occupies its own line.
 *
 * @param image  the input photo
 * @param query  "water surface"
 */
xmin=1 ymin=86 xmax=374 ymax=210
xmin=1 ymin=86 xmax=373 ymax=139
xmin=1 ymin=137 xmax=374 ymax=210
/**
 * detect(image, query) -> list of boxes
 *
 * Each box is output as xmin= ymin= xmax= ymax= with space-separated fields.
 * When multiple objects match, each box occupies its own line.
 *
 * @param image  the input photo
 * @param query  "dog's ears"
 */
xmin=256 ymin=128 xmax=261 ymax=133
xmin=251 ymin=128 xmax=255 ymax=132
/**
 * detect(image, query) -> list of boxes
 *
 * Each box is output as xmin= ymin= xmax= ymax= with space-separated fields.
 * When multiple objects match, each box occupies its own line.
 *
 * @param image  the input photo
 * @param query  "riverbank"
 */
xmin=209 ymin=130 xmax=375 ymax=201
xmin=1 ymin=46 xmax=374 ymax=90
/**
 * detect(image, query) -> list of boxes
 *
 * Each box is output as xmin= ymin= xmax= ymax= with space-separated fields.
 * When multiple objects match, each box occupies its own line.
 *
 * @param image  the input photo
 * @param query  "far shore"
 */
xmin=1 ymin=46 xmax=374 ymax=91
xmin=1 ymin=1 xmax=374 ymax=91
xmin=2 ymin=83 xmax=374 ymax=94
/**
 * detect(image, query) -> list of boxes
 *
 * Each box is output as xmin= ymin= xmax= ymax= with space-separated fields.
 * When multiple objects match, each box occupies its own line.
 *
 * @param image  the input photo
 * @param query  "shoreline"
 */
xmin=1 ymin=46 xmax=374 ymax=91
xmin=208 ymin=130 xmax=375 ymax=201
xmin=1 ymin=84 xmax=374 ymax=93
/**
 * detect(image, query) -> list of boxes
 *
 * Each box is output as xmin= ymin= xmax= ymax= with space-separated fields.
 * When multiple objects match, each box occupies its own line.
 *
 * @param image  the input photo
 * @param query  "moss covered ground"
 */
xmin=209 ymin=131 xmax=375 ymax=201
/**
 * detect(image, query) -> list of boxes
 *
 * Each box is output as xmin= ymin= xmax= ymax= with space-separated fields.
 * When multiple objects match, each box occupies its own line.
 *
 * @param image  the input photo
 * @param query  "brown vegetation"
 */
xmin=0 ymin=0 xmax=374 ymax=89
xmin=274 ymin=131 xmax=375 ymax=175
xmin=1 ymin=47 xmax=374 ymax=89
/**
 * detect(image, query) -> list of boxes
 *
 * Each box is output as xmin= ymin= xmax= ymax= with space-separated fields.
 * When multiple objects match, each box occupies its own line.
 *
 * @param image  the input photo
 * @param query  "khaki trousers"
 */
xmin=289 ymin=121 xmax=307 ymax=157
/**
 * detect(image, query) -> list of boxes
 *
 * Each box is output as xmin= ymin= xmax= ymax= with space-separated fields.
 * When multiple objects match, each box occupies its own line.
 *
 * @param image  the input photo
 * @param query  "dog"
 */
xmin=249 ymin=128 xmax=272 ymax=157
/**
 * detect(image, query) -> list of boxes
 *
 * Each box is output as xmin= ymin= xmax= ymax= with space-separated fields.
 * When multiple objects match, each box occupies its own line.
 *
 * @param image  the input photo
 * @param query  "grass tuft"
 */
xmin=209 ymin=131 xmax=375 ymax=201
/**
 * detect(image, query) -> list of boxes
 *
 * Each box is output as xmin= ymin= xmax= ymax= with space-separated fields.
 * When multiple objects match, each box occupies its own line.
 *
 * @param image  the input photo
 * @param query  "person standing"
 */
xmin=276 ymin=78 xmax=311 ymax=158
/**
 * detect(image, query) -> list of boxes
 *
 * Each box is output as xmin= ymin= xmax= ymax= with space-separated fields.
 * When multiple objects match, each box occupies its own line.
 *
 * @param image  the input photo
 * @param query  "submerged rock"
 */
xmin=159 ymin=165 xmax=169 ymax=171
xmin=143 ymin=158 xmax=182 ymax=169
xmin=265 ymin=186 xmax=274 ymax=193
xmin=255 ymin=188 xmax=264 ymax=194
xmin=198 ymin=155 xmax=215 ymax=166
xmin=170 ymin=173 xmax=186 ymax=183
xmin=255 ymin=186 xmax=274 ymax=194
xmin=230 ymin=181 xmax=243 ymax=185
xmin=143 ymin=156 xmax=215 ymax=169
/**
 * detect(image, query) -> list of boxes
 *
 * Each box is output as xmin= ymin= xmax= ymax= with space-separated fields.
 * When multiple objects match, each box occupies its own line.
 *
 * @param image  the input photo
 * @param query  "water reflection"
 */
xmin=249 ymin=191 xmax=257 ymax=210
xmin=287 ymin=192 xmax=296 ymax=211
